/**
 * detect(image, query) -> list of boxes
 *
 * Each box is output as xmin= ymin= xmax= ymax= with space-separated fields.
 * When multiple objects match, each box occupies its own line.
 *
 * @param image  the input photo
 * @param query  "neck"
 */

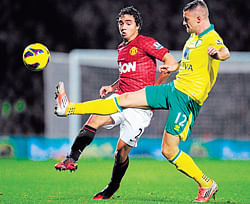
xmin=196 ymin=20 xmax=210 ymax=35
xmin=124 ymin=33 xmax=139 ymax=44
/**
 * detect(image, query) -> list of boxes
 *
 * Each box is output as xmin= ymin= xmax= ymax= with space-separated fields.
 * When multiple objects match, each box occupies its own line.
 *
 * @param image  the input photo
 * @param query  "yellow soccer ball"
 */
xmin=23 ymin=43 xmax=51 ymax=71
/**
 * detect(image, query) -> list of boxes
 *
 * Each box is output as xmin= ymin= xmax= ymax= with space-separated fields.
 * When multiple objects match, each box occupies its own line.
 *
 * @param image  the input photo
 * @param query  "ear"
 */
xmin=197 ymin=16 xmax=201 ymax=23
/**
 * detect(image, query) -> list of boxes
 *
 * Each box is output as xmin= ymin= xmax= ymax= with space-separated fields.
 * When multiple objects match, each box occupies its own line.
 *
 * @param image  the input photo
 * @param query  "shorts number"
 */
xmin=174 ymin=112 xmax=187 ymax=127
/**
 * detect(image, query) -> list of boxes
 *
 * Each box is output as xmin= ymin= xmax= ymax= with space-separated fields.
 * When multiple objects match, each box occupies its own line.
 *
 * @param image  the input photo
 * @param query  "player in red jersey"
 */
xmin=55 ymin=6 xmax=177 ymax=199
xmin=115 ymin=34 xmax=170 ymax=94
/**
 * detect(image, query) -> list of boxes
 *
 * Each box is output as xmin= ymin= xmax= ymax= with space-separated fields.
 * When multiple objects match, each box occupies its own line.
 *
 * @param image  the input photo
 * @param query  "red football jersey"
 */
xmin=115 ymin=35 xmax=169 ymax=94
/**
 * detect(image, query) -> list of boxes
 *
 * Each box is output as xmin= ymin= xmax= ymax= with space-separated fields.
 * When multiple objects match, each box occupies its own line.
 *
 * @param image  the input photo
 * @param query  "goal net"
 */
xmin=44 ymin=50 xmax=250 ymax=141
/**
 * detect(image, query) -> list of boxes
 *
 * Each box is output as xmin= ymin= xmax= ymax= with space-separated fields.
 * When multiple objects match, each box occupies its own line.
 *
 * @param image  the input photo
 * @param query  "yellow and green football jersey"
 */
xmin=174 ymin=24 xmax=226 ymax=105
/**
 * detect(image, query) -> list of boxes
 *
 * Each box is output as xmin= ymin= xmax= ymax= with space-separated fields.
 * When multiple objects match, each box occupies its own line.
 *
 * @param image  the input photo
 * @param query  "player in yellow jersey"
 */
xmin=54 ymin=0 xmax=230 ymax=202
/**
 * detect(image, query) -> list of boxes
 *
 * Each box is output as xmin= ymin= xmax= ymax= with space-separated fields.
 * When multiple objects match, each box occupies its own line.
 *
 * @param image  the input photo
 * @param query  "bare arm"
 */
xmin=154 ymin=72 xmax=171 ymax=85
xmin=208 ymin=46 xmax=230 ymax=61
xmin=158 ymin=61 xmax=180 ymax=74
xmin=99 ymin=79 xmax=119 ymax=98
xmin=155 ymin=53 xmax=177 ymax=85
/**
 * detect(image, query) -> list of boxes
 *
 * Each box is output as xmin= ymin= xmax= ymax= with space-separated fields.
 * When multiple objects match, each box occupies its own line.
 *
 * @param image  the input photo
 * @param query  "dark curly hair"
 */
xmin=117 ymin=6 xmax=143 ymax=31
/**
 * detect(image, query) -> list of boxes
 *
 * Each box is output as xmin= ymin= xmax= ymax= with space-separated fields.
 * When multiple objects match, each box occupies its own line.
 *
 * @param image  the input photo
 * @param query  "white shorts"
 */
xmin=103 ymin=94 xmax=153 ymax=147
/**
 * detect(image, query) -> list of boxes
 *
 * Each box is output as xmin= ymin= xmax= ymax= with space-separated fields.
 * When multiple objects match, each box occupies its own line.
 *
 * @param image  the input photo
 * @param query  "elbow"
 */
xmin=224 ymin=48 xmax=231 ymax=60
xmin=222 ymin=52 xmax=230 ymax=61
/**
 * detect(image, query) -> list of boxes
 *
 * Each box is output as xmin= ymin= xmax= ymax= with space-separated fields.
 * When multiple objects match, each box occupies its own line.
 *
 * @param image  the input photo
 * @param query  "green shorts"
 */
xmin=145 ymin=81 xmax=201 ymax=141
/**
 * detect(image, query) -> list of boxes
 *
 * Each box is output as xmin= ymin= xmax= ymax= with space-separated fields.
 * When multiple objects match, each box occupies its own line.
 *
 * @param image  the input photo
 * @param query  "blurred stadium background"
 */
xmin=0 ymin=0 xmax=250 ymax=160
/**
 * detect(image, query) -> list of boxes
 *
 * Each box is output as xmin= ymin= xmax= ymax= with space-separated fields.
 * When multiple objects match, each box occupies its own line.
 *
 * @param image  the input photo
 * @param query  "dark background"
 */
xmin=0 ymin=0 xmax=249 ymax=136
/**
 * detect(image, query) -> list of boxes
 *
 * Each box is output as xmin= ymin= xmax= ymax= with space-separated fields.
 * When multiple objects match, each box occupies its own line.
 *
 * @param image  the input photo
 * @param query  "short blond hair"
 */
xmin=183 ymin=0 xmax=209 ymax=16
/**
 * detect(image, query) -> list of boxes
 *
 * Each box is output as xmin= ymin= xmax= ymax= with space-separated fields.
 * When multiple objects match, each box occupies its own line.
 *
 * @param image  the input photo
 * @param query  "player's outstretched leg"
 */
xmin=54 ymin=81 xmax=70 ymax=117
xmin=193 ymin=180 xmax=218 ymax=203
xmin=54 ymin=156 xmax=78 ymax=172
xmin=54 ymin=81 xmax=122 ymax=116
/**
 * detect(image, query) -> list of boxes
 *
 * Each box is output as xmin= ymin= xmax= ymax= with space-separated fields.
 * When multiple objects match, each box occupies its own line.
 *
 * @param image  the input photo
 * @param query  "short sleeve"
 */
xmin=140 ymin=36 xmax=169 ymax=61
xmin=209 ymin=34 xmax=226 ymax=50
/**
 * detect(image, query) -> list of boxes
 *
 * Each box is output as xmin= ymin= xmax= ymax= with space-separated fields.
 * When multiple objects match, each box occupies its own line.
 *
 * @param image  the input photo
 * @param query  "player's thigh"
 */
xmin=119 ymin=108 xmax=152 ymax=147
xmin=86 ymin=114 xmax=114 ymax=129
xmin=145 ymin=84 xmax=171 ymax=109
xmin=119 ymin=88 xmax=149 ymax=108
xmin=165 ymin=89 xmax=201 ymax=141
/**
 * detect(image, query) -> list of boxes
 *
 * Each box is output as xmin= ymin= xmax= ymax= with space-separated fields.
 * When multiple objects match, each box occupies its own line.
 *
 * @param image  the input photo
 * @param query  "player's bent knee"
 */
xmin=161 ymin=148 xmax=171 ymax=159
xmin=161 ymin=146 xmax=177 ymax=160
xmin=86 ymin=114 xmax=113 ymax=128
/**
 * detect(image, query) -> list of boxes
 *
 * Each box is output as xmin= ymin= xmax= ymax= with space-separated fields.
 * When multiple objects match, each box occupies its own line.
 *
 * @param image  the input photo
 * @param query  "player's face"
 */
xmin=183 ymin=10 xmax=198 ymax=34
xmin=118 ymin=14 xmax=140 ymax=42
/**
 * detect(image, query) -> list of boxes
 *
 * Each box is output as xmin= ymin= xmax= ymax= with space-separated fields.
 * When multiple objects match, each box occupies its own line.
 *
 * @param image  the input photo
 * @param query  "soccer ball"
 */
xmin=23 ymin=43 xmax=51 ymax=71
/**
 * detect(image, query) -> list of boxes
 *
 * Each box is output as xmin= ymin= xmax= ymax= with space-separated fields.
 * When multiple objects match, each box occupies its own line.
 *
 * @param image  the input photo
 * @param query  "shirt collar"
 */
xmin=198 ymin=24 xmax=214 ymax=38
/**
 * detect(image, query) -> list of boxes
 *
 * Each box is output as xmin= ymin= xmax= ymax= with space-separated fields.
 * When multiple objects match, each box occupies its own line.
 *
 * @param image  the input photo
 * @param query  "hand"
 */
xmin=159 ymin=63 xmax=179 ymax=73
xmin=208 ymin=46 xmax=230 ymax=61
xmin=99 ymin=85 xmax=113 ymax=98
xmin=208 ymin=46 xmax=218 ymax=57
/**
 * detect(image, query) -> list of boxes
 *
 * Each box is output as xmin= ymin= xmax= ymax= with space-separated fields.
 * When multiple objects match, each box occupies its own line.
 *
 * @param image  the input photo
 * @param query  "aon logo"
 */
xmin=119 ymin=62 xmax=136 ymax=73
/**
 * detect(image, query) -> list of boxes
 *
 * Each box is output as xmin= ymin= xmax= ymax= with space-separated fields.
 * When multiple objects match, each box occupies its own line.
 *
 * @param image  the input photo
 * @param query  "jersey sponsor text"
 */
xmin=119 ymin=62 xmax=136 ymax=73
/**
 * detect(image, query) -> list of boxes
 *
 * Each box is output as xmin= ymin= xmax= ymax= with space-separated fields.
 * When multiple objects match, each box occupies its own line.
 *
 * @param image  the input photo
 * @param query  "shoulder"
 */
xmin=117 ymin=41 xmax=124 ymax=49
xmin=137 ymin=35 xmax=164 ymax=49
xmin=205 ymin=30 xmax=225 ymax=46
xmin=205 ymin=30 xmax=223 ymax=41
xmin=137 ymin=35 xmax=156 ymax=43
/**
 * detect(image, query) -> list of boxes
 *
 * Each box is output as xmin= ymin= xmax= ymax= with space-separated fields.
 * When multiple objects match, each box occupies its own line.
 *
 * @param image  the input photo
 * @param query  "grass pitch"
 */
xmin=0 ymin=158 xmax=249 ymax=203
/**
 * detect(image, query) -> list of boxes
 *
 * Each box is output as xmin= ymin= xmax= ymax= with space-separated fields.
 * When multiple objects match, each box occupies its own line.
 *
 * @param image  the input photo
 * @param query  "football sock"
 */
xmin=110 ymin=156 xmax=129 ymax=185
xmin=169 ymin=150 xmax=213 ymax=188
xmin=69 ymin=125 xmax=96 ymax=161
xmin=198 ymin=174 xmax=213 ymax=188
xmin=66 ymin=97 xmax=122 ymax=115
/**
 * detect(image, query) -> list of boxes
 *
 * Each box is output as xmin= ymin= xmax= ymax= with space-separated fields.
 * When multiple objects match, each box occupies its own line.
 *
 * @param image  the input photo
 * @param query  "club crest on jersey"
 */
xmin=129 ymin=47 xmax=138 ymax=56
xmin=153 ymin=42 xmax=163 ymax=49
xmin=195 ymin=39 xmax=202 ymax=47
